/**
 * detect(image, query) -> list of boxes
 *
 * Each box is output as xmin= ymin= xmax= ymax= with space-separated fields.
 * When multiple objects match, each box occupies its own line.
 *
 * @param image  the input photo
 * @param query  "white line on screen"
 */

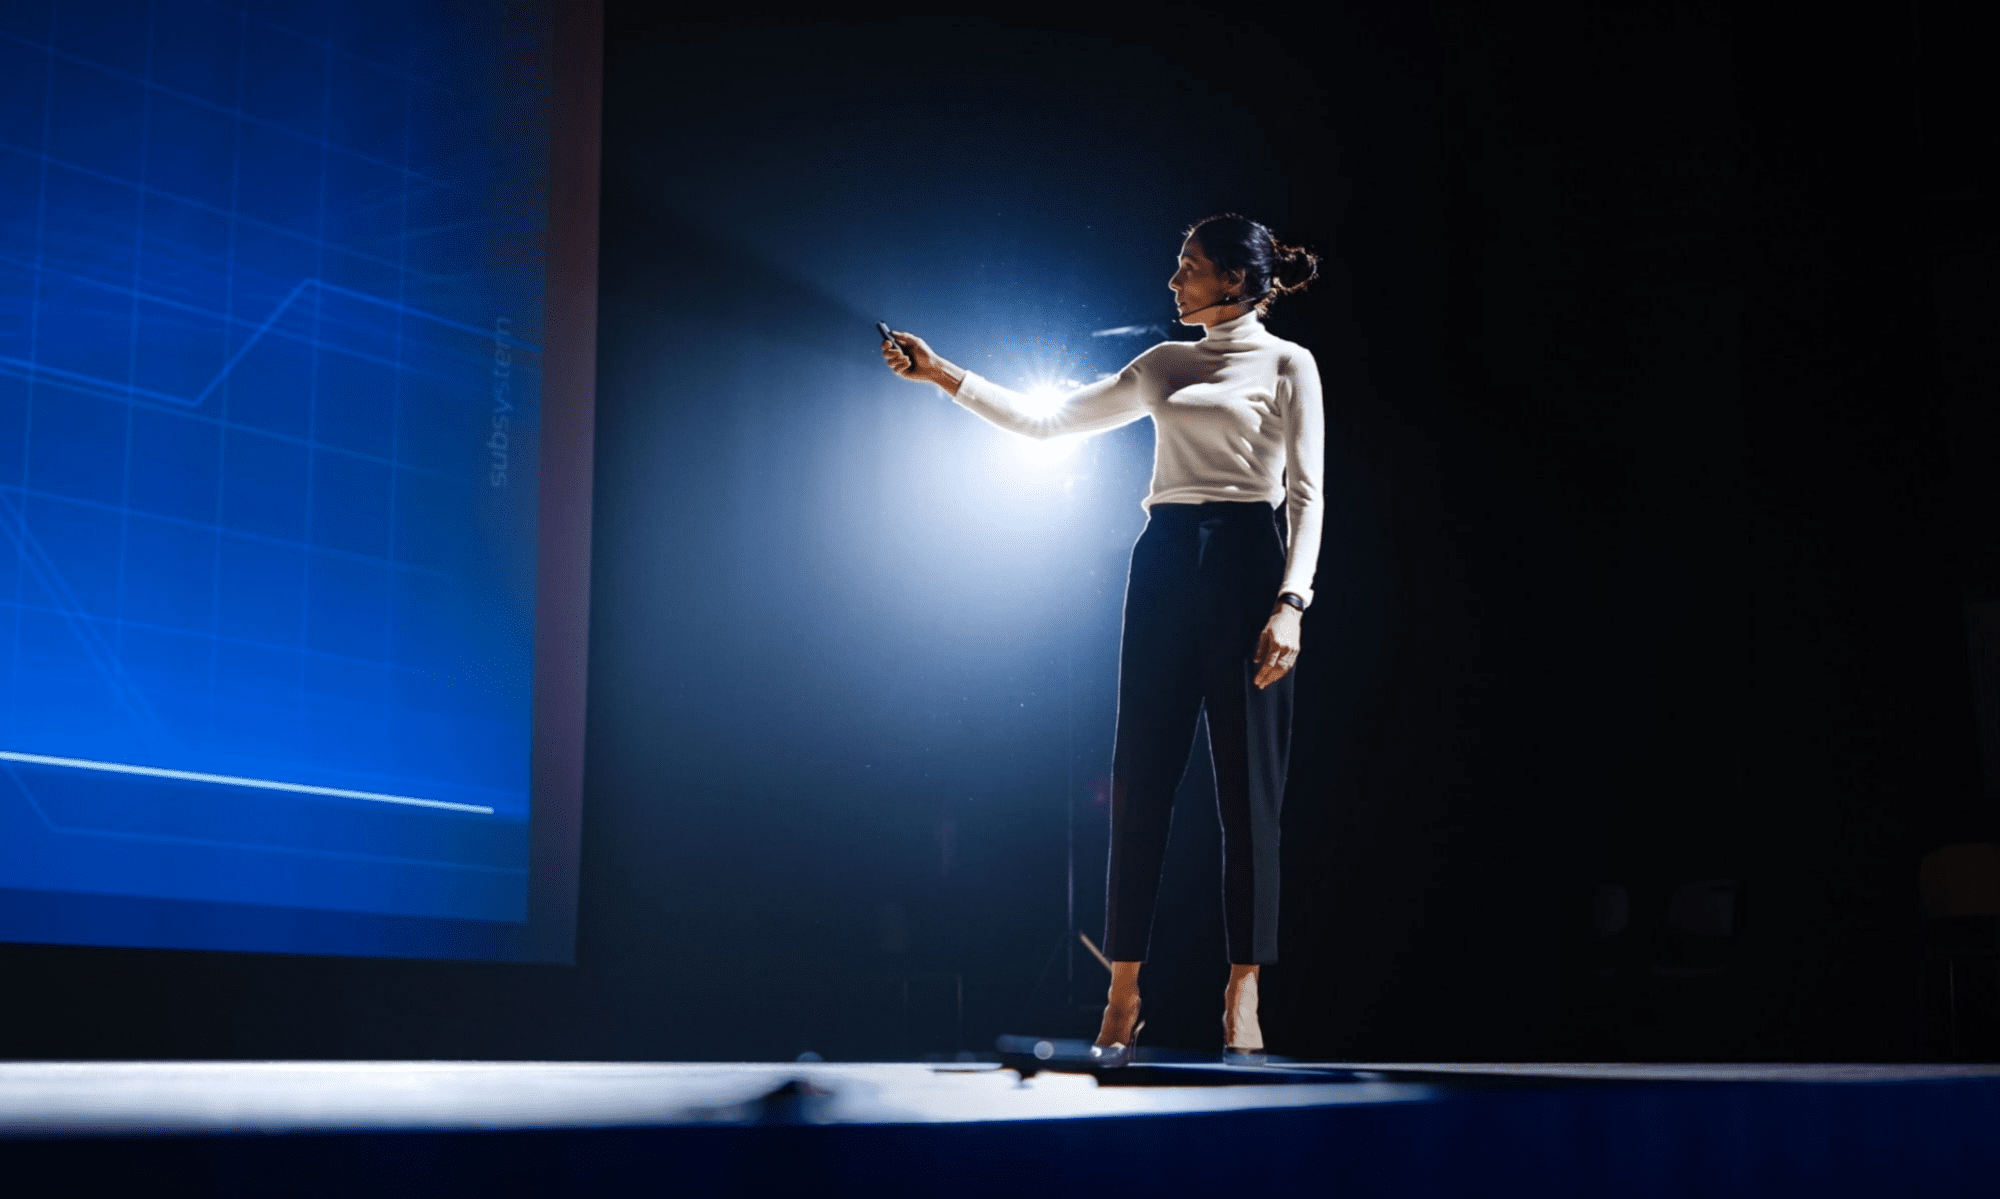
xmin=0 ymin=751 xmax=496 ymax=815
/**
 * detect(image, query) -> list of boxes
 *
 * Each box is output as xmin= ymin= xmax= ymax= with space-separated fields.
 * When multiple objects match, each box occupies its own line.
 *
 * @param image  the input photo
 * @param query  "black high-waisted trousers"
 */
xmin=1103 ymin=501 xmax=1293 ymax=965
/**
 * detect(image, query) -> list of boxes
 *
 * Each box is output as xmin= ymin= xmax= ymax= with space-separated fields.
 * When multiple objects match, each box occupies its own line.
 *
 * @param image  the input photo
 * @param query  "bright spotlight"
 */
xmin=1018 ymin=383 xmax=1068 ymax=418
xmin=1012 ymin=381 xmax=1086 ymax=466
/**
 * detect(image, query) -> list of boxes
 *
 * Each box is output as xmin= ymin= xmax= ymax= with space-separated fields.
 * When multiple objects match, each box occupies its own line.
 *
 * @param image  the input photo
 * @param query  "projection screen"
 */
xmin=0 ymin=0 xmax=597 ymax=963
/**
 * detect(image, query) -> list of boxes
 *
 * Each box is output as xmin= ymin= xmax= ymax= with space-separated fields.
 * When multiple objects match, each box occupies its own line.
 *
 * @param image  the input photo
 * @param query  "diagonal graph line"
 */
xmin=188 ymin=276 xmax=314 ymax=407
xmin=1 ymin=767 xmax=515 ymax=871
xmin=0 ymin=275 xmax=542 ymax=412
xmin=0 ymin=751 xmax=495 ymax=814
xmin=0 ymin=355 xmax=191 ymax=409
xmin=313 ymin=279 xmax=539 ymax=347
xmin=0 ymin=256 xmax=490 ymax=402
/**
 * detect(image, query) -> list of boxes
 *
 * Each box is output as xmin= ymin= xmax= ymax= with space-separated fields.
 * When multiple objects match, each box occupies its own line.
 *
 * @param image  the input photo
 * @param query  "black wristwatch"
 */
xmin=1277 ymin=592 xmax=1307 ymax=613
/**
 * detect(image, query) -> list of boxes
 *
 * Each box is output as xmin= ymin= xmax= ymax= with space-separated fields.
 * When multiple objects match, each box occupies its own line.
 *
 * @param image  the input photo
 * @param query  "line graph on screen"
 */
xmin=0 ymin=2 xmax=547 ymax=926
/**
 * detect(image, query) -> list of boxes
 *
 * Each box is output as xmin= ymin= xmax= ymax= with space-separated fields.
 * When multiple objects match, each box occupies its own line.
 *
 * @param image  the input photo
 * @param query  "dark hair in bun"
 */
xmin=1185 ymin=213 xmax=1319 ymax=314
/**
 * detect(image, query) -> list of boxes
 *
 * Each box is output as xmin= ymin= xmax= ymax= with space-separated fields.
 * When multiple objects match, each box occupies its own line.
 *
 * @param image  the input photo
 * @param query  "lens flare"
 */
xmin=1012 ymin=383 xmax=1085 ymax=464
xmin=1018 ymin=383 xmax=1067 ymax=418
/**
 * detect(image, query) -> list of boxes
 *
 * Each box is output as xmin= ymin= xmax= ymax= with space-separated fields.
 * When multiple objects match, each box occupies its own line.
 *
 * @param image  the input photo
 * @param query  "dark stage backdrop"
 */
xmin=0 ymin=0 xmax=1986 ymax=1062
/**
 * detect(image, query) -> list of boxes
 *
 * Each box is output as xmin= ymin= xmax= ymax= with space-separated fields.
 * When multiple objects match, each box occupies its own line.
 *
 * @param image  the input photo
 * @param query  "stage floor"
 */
xmin=4 ymin=1060 xmax=1999 ymax=1196
xmin=0 ymin=1059 xmax=1437 ymax=1135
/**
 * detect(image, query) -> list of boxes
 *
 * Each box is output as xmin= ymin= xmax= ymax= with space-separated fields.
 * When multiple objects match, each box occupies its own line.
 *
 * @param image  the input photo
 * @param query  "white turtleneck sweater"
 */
xmin=951 ymin=311 xmax=1324 ymax=607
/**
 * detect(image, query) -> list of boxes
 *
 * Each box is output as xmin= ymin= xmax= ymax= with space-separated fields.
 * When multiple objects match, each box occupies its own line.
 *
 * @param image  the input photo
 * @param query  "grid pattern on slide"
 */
xmin=0 ymin=1 xmax=540 ymax=820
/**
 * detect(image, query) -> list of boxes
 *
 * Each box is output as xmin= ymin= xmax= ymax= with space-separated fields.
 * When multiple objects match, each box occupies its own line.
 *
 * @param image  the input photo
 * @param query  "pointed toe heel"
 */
xmin=1087 ymin=1041 xmax=1133 ymax=1069
xmin=1089 ymin=1016 xmax=1143 ymax=1070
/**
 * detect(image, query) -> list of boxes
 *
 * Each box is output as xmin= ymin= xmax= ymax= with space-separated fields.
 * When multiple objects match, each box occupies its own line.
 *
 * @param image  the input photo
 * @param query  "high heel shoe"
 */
xmin=1089 ymin=1022 xmax=1143 ymax=1069
xmin=1090 ymin=1004 xmax=1143 ymax=1069
xmin=1222 ymin=1009 xmax=1265 ymax=1066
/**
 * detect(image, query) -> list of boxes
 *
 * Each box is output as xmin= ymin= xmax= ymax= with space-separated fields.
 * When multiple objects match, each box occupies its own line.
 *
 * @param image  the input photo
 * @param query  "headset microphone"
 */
xmin=1176 ymin=292 xmax=1269 ymax=320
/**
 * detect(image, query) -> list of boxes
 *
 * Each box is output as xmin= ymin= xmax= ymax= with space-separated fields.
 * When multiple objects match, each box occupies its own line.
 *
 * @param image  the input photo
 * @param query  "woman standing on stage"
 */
xmin=882 ymin=214 xmax=1323 ymax=1064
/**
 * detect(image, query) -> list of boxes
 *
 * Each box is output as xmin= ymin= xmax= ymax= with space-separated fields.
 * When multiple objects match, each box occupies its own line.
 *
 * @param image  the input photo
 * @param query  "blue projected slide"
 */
xmin=0 ymin=1 xmax=571 ymax=959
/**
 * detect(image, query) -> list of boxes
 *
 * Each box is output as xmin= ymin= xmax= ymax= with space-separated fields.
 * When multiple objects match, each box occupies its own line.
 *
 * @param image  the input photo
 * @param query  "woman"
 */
xmin=882 ymin=214 xmax=1322 ymax=1065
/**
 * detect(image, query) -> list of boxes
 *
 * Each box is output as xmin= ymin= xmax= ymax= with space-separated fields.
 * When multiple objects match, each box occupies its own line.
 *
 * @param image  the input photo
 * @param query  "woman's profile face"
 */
xmin=1170 ymin=235 xmax=1244 ymax=326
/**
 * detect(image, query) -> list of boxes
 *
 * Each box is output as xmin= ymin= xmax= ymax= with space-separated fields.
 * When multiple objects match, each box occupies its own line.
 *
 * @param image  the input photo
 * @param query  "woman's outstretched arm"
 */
xmin=883 ymin=329 xmax=1153 ymax=441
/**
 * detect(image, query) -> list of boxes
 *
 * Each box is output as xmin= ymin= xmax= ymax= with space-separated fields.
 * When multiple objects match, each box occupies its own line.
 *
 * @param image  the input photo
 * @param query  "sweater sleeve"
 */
xmin=951 ymin=354 xmax=1154 ymax=441
xmin=1277 ymin=348 xmax=1325 ymax=608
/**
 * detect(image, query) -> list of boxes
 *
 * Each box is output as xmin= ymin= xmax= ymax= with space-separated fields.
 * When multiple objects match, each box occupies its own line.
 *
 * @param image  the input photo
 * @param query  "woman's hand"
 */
xmin=881 ymin=330 xmax=964 ymax=395
xmin=1253 ymin=605 xmax=1302 ymax=689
